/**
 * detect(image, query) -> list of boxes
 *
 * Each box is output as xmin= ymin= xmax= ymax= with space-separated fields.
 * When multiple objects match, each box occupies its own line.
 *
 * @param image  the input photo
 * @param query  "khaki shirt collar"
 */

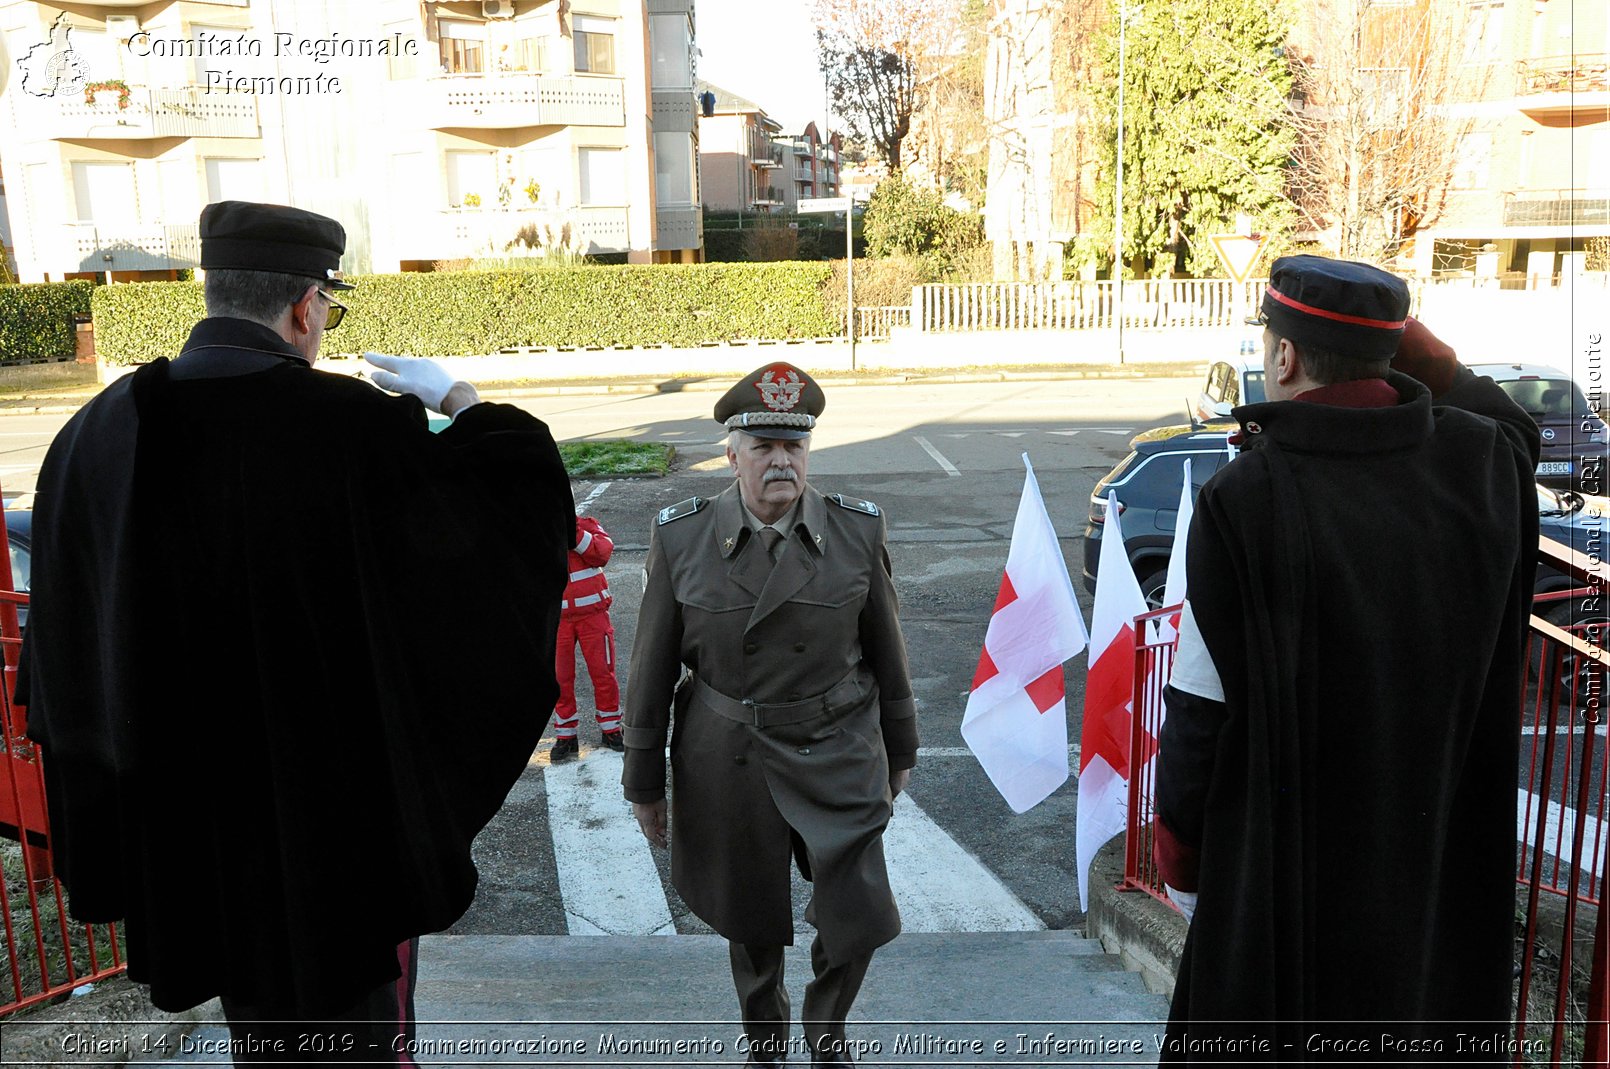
xmin=715 ymin=484 xmax=827 ymax=558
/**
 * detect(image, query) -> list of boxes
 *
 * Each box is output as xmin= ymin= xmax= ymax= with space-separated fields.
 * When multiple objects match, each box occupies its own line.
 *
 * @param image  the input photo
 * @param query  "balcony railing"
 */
xmin=750 ymin=135 xmax=783 ymax=168
xmin=45 ymin=87 xmax=259 ymax=139
xmin=425 ymin=74 xmax=626 ymax=129
xmin=419 ymin=206 xmax=631 ymax=257
xmin=655 ymin=204 xmax=702 ymax=251
xmin=1515 ymin=53 xmax=1609 ymax=95
xmin=55 ymin=223 xmax=201 ymax=273
xmin=750 ymin=186 xmax=784 ymax=206
xmin=1503 ymin=189 xmax=1610 ymax=228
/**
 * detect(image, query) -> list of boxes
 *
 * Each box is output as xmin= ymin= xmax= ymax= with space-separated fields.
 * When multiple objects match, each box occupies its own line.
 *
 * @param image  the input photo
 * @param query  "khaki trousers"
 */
xmin=729 ymin=938 xmax=872 ymax=1065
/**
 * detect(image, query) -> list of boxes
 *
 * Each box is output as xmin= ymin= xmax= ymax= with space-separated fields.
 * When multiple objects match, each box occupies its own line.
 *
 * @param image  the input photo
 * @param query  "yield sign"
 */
xmin=1209 ymin=233 xmax=1268 ymax=283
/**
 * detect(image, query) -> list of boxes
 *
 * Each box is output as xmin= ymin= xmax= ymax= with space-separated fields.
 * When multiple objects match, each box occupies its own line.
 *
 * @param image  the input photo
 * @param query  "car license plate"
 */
xmin=1537 ymin=462 xmax=1573 ymax=476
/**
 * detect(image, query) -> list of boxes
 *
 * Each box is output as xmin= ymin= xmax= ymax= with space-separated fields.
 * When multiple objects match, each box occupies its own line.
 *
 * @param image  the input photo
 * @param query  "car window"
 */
xmin=6 ymin=542 xmax=26 ymax=593
xmin=1242 ymin=370 xmax=1266 ymax=404
xmin=1120 ymin=450 xmax=1225 ymax=507
xmin=1205 ymin=364 xmax=1228 ymax=403
xmin=1496 ymin=379 xmax=1589 ymax=421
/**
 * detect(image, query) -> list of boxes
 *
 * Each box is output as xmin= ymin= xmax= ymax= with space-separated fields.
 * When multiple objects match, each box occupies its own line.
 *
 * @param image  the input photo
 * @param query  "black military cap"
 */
xmin=713 ymin=362 xmax=825 ymax=440
xmin=199 ymin=201 xmax=355 ymax=290
xmin=1258 ymin=254 xmax=1409 ymax=360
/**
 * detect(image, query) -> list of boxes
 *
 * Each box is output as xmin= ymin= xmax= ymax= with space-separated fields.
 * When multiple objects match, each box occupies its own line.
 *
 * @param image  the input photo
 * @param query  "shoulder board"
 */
xmin=828 ymin=494 xmax=880 ymax=517
xmin=656 ymin=497 xmax=707 ymax=526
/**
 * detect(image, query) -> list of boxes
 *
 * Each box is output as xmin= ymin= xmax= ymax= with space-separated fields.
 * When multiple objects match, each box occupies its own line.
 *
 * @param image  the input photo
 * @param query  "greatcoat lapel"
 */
xmin=746 ymin=490 xmax=825 ymax=632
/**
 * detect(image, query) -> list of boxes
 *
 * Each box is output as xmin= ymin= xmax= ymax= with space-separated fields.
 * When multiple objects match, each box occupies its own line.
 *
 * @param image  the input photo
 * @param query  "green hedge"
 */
xmin=92 ymin=263 xmax=839 ymax=365
xmin=0 ymin=281 xmax=94 ymax=363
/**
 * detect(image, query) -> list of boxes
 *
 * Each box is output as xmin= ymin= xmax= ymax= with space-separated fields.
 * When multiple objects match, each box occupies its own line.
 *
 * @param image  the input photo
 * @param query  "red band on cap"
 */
xmin=1265 ymin=285 xmax=1407 ymax=331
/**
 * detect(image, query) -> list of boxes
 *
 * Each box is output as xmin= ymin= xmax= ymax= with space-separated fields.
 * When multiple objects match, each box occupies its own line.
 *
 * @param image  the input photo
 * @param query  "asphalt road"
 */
xmin=455 ymin=375 xmax=1200 ymax=938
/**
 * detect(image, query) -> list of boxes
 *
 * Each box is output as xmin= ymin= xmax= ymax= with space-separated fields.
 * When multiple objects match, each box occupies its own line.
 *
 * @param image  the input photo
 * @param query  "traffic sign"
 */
xmin=798 ymin=196 xmax=851 ymax=213
xmin=1209 ymin=233 xmax=1268 ymax=283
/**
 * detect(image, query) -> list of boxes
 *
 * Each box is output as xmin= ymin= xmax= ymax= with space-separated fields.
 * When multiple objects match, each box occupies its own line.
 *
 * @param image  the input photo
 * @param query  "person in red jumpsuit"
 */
xmin=550 ymin=515 xmax=621 ymax=761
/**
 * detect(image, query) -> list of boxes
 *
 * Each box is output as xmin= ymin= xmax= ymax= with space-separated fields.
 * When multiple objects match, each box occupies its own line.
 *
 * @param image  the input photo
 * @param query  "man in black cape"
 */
xmin=1153 ymin=256 xmax=1539 ymax=1058
xmin=19 ymin=201 xmax=573 ymax=1059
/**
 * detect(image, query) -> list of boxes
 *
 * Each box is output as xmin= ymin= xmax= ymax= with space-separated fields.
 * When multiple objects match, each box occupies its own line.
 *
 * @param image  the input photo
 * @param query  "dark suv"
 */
xmin=1081 ymin=427 xmax=1234 ymax=606
xmin=1467 ymin=363 xmax=1606 ymax=492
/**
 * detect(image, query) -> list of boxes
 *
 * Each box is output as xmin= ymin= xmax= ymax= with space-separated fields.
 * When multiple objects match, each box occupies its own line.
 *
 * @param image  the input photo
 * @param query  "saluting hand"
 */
xmin=633 ymin=799 xmax=668 ymax=849
xmin=364 ymin=352 xmax=480 ymax=417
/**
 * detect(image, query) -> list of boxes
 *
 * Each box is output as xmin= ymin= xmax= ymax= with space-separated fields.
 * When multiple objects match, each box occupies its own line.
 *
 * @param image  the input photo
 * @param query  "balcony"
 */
xmin=1514 ymin=54 xmax=1609 ymax=117
xmin=43 ymin=87 xmax=259 ymax=140
xmin=416 ymin=207 xmax=632 ymax=258
xmin=750 ymin=135 xmax=783 ymax=169
xmin=1502 ymin=189 xmax=1610 ymax=229
xmin=424 ymin=74 xmax=626 ymax=130
xmin=655 ymin=204 xmax=701 ymax=251
xmin=54 ymin=223 xmax=200 ymax=273
xmin=750 ymin=186 xmax=784 ymax=207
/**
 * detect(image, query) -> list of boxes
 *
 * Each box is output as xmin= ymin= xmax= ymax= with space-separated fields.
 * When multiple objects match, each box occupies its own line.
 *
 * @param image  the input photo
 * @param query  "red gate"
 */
xmin=0 ymin=507 xmax=126 ymax=1016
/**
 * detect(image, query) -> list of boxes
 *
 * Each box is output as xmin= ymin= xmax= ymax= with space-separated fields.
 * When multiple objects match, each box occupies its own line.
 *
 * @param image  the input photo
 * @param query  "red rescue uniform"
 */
xmin=553 ymin=516 xmax=619 ymax=737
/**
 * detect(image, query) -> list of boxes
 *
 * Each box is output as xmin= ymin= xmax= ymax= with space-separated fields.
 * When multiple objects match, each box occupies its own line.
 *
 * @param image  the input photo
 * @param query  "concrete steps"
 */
xmin=156 ymin=931 xmax=1168 ymax=1066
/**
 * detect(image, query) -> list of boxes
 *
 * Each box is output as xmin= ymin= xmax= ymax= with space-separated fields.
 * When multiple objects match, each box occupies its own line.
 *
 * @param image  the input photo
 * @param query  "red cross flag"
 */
xmin=961 ymin=456 xmax=1088 ymax=814
xmin=1076 ymin=490 xmax=1152 ymax=910
xmin=1157 ymin=458 xmax=1194 ymax=644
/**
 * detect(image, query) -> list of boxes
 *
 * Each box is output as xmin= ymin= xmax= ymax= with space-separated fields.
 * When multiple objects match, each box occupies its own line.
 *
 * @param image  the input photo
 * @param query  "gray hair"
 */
xmin=727 ymin=430 xmax=811 ymax=452
xmin=203 ymin=269 xmax=319 ymax=326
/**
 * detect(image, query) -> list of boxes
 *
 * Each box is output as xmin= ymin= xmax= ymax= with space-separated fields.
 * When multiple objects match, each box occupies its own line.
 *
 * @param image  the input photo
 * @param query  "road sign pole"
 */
xmin=847 ymin=207 xmax=855 ymax=371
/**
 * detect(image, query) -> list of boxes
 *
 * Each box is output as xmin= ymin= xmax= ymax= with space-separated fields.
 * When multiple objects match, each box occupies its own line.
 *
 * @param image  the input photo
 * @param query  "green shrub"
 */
xmin=91 ymin=263 xmax=839 ymax=365
xmin=863 ymin=174 xmax=984 ymax=278
xmin=0 ymin=281 xmax=94 ymax=363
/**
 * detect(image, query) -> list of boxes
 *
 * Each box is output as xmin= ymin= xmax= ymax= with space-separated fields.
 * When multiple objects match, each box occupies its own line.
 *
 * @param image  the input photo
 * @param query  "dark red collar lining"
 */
xmin=1292 ymin=378 xmax=1398 ymax=409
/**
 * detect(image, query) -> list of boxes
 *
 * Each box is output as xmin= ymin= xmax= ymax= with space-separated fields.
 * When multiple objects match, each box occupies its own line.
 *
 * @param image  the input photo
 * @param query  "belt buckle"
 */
xmin=743 ymin=697 xmax=760 ymax=727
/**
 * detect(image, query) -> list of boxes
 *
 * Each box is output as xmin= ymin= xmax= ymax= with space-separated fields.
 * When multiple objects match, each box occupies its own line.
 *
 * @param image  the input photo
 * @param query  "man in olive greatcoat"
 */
xmin=623 ymin=362 xmax=918 ymax=1068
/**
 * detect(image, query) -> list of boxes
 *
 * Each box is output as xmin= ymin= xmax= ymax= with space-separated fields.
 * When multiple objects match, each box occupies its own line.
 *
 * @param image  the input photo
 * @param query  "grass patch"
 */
xmin=559 ymin=440 xmax=673 ymax=478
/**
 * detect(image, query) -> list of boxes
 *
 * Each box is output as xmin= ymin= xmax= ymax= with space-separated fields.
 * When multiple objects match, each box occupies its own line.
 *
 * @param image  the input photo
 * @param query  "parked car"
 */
xmin=1467 ymin=363 xmax=1607 ymax=492
xmin=1083 ymin=428 xmax=1608 ymax=629
xmin=1191 ymin=357 xmax=1266 ymax=428
xmin=0 ymin=509 xmax=28 ymax=628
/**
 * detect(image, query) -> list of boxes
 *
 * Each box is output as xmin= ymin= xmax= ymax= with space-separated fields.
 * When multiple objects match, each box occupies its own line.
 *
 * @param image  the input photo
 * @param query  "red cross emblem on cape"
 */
xmin=754 ymin=365 xmax=804 ymax=412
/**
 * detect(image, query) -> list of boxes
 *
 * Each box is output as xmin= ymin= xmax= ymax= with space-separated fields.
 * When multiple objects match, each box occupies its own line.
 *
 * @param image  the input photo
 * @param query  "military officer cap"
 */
xmin=714 ymin=362 xmax=825 ymax=440
xmin=199 ymin=200 xmax=355 ymax=290
xmin=1255 ymin=254 xmax=1409 ymax=360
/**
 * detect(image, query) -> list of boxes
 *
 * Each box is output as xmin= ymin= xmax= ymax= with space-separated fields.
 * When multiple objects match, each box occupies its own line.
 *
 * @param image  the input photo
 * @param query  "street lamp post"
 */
xmin=1114 ymin=0 xmax=1127 ymax=365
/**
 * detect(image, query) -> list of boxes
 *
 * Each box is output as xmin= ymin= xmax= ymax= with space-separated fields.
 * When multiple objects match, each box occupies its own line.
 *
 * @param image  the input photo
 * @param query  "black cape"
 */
xmin=20 ymin=318 xmax=573 ymax=1014
xmin=1156 ymin=369 xmax=1539 ymax=1056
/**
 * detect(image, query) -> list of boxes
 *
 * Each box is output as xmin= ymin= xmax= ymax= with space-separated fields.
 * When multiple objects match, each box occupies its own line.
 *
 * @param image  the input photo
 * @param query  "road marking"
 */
xmin=1517 ymin=788 xmax=1609 ymax=872
xmin=883 ymin=794 xmax=1044 ymax=931
xmin=912 ymin=436 xmax=961 ymax=477
xmin=544 ymin=750 xmax=675 ymax=936
xmin=920 ymin=745 xmax=1080 ymax=760
xmin=575 ymin=481 xmax=612 ymax=516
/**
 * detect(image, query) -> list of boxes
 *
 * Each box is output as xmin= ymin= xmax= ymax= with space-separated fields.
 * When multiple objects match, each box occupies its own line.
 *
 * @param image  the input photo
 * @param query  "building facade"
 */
xmin=0 ymin=0 xmax=700 ymax=282
xmin=1406 ymin=0 xmax=1608 ymax=279
xmin=694 ymin=79 xmax=784 ymax=213
xmin=777 ymin=121 xmax=840 ymax=210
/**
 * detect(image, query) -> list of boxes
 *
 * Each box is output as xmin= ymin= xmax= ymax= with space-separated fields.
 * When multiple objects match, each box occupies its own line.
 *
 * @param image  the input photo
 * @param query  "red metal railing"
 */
xmin=1121 ymin=537 xmax=1608 ymax=1063
xmin=0 ymin=508 xmax=126 ymax=1017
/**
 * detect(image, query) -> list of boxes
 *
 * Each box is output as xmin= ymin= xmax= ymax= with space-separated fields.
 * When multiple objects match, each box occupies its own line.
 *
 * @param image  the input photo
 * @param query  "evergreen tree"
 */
xmin=1090 ymin=0 xmax=1296 ymax=277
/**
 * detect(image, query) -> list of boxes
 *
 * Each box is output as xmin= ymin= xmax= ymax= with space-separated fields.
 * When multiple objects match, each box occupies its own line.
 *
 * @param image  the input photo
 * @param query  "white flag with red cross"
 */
xmin=1076 ymin=491 xmax=1154 ymax=911
xmin=1156 ymin=458 xmax=1194 ymax=644
xmin=961 ymin=457 xmax=1088 ymax=814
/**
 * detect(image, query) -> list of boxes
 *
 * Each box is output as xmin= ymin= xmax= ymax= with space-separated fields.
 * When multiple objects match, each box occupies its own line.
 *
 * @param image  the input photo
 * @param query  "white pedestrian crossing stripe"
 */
xmin=542 ymin=753 xmax=1044 ymax=936
xmin=544 ymin=751 xmax=675 ymax=937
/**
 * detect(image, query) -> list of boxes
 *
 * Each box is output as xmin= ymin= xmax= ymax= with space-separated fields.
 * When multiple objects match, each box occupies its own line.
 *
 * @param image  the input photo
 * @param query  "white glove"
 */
xmin=1165 ymin=884 xmax=1198 ymax=922
xmin=364 ymin=352 xmax=458 ymax=414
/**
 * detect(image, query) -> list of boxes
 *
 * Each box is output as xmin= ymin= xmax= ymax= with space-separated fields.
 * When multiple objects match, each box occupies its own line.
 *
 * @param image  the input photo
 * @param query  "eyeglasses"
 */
xmin=317 ymin=289 xmax=348 ymax=330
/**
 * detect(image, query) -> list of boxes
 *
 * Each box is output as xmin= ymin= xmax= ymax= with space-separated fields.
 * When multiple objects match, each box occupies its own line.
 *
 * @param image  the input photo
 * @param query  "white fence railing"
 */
xmin=910 ymin=274 xmax=1610 ymax=333
xmin=855 ymin=305 xmax=912 ymax=339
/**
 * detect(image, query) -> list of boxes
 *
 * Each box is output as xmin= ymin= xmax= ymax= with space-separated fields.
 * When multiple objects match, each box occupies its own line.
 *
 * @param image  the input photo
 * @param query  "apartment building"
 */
xmin=0 ymin=0 xmax=700 ymax=282
xmin=695 ymin=79 xmax=784 ymax=213
xmin=1407 ymin=0 xmax=1608 ymax=278
xmin=777 ymin=121 xmax=841 ymax=211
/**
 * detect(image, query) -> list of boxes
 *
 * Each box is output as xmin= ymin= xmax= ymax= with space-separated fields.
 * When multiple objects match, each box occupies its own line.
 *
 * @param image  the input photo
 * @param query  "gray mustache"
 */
xmin=762 ymin=468 xmax=798 ymax=484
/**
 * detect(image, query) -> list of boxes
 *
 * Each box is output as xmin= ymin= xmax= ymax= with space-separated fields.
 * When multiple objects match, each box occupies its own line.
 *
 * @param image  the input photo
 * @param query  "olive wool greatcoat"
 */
xmin=622 ymin=484 xmax=918 ymax=963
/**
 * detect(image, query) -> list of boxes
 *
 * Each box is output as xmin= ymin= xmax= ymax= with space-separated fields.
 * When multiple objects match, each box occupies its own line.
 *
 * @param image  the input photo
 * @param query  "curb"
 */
xmin=1085 ymin=835 xmax=1186 ymax=999
xmin=0 ymin=976 xmax=216 ymax=1067
xmin=0 ymin=362 xmax=1208 ymax=417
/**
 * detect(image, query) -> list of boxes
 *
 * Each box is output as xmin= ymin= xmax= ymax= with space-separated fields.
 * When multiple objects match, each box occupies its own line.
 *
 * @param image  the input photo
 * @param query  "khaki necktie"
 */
xmin=758 ymin=527 xmax=784 ymax=562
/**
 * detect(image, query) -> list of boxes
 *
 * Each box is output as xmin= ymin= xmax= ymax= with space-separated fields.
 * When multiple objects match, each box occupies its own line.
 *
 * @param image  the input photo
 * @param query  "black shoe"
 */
xmin=550 ymin=736 xmax=579 ymax=762
xmin=600 ymin=729 xmax=624 ymax=752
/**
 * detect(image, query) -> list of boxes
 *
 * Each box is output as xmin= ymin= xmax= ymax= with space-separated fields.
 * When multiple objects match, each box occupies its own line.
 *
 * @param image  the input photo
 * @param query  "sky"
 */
xmin=695 ymin=0 xmax=833 ymax=134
